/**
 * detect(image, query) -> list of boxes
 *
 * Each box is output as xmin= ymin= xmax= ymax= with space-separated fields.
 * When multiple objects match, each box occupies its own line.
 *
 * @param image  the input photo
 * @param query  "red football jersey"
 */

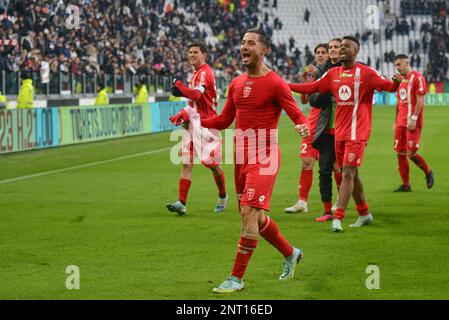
xmin=201 ymin=71 xmax=309 ymax=163
xmin=290 ymin=63 xmax=398 ymax=141
xmin=188 ymin=63 xmax=218 ymax=119
xmin=307 ymin=106 xmax=321 ymax=138
xmin=396 ymin=71 xmax=426 ymax=128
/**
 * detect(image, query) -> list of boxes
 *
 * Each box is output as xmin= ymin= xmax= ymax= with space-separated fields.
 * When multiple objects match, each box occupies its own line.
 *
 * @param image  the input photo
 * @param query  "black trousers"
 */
xmin=316 ymin=133 xmax=336 ymax=203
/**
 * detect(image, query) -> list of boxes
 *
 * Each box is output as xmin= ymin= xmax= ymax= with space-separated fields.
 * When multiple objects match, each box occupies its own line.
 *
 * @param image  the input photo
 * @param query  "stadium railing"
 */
xmin=0 ymin=71 xmax=230 ymax=98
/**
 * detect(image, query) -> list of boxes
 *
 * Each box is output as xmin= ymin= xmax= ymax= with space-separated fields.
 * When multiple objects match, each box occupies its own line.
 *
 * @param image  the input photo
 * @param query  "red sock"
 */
xmin=410 ymin=154 xmax=431 ymax=175
xmin=334 ymin=170 xmax=342 ymax=190
xmin=213 ymin=171 xmax=226 ymax=197
xmin=355 ymin=202 xmax=369 ymax=216
xmin=397 ymin=154 xmax=410 ymax=186
xmin=334 ymin=208 xmax=345 ymax=220
xmin=299 ymin=169 xmax=313 ymax=201
xmin=231 ymin=237 xmax=258 ymax=279
xmin=259 ymin=215 xmax=293 ymax=257
xmin=178 ymin=178 xmax=191 ymax=204
xmin=323 ymin=201 xmax=332 ymax=214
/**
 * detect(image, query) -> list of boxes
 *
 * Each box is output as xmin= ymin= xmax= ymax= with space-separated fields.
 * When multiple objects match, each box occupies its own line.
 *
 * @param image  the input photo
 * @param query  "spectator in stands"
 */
xmin=95 ymin=82 xmax=109 ymax=106
xmin=0 ymin=91 xmax=9 ymax=109
xmin=304 ymin=8 xmax=310 ymax=23
xmin=135 ymin=78 xmax=149 ymax=104
xmin=16 ymin=72 xmax=34 ymax=109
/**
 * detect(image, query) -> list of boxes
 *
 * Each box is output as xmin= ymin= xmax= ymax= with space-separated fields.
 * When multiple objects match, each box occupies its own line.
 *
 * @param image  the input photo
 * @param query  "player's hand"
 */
xmin=301 ymin=67 xmax=315 ymax=83
xmin=392 ymin=74 xmax=402 ymax=84
xmin=301 ymin=70 xmax=309 ymax=83
xmin=171 ymin=85 xmax=183 ymax=97
xmin=171 ymin=73 xmax=184 ymax=97
xmin=173 ymin=72 xmax=184 ymax=85
xmin=307 ymin=64 xmax=318 ymax=77
xmin=295 ymin=124 xmax=310 ymax=138
xmin=408 ymin=119 xmax=417 ymax=131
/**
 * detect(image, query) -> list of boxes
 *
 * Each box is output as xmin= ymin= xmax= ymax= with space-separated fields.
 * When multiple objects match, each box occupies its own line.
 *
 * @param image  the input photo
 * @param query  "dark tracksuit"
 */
xmin=309 ymin=61 xmax=342 ymax=204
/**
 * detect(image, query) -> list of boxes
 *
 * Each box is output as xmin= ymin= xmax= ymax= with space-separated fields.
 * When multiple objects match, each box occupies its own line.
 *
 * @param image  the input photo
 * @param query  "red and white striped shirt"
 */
xmin=188 ymin=63 xmax=218 ymax=119
xmin=396 ymin=71 xmax=426 ymax=128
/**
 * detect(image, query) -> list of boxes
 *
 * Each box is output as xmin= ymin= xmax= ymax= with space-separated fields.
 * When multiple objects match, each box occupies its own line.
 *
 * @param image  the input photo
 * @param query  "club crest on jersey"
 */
xmin=259 ymin=195 xmax=265 ymax=203
xmin=339 ymin=85 xmax=352 ymax=101
xmin=399 ymin=88 xmax=407 ymax=100
xmin=247 ymin=188 xmax=255 ymax=201
xmin=348 ymin=152 xmax=356 ymax=163
xmin=243 ymin=86 xmax=252 ymax=98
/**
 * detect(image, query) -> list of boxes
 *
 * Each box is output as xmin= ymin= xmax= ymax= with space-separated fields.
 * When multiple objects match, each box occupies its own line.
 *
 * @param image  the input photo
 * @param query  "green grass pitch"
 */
xmin=0 ymin=106 xmax=448 ymax=300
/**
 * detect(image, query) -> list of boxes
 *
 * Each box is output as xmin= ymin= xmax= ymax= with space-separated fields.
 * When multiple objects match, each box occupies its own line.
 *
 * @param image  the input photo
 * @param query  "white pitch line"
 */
xmin=0 ymin=147 xmax=172 ymax=185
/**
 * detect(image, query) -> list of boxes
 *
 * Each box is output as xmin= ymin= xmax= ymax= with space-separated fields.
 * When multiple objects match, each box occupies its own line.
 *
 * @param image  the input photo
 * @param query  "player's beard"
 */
xmin=241 ymin=51 xmax=258 ymax=69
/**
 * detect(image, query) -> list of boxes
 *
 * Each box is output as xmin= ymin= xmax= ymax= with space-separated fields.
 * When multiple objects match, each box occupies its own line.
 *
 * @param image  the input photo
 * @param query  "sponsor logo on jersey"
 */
xmin=340 ymin=73 xmax=353 ymax=78
xmin=338 ymin=101 xmax=355 ymax=106
xmin=247 ymin=188 xmax=255 ymax=201
xmin=243 ymin=86 xmax=252 ymax=98
xmin=339 ymin=85 xmax=352 ymax=101
xmin=399 ymin=88 xmax=407 ymax=100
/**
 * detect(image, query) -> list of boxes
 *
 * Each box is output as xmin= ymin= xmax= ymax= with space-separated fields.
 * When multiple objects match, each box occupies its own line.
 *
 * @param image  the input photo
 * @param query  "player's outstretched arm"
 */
xmin=289 ymin=71 xmax=329 ymax=95
xmin=372 ymin=70 xmax=401 ymax=92
xmin=201 ymin=89 xmax=236 ymax=130
xmin=276 ymin=79 xmax=310 ymax=137
xmin=173 ymin=80 xmax=203 ymax=101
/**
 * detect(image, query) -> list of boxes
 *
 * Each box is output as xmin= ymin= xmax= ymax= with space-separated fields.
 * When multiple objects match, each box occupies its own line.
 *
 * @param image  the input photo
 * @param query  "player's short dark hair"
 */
xmin=329 ymin=38 xmax=343 ymax=45
xmin=393 ymin=54 xmax=409 ymax=61
xmin=314 ymin=43 xmax=329 ymax=54
xmin=188 ymin=42 xmax=207 ymax=54
xmin=243 ymin=27 xmax=271 ymax=48
xmin=342 ymin=35 xmax=360 ymax=51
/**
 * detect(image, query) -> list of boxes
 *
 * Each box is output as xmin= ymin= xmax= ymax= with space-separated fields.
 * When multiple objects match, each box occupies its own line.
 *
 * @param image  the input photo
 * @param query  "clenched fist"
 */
xmin=295 ymin=124 xmax=310 ymax=138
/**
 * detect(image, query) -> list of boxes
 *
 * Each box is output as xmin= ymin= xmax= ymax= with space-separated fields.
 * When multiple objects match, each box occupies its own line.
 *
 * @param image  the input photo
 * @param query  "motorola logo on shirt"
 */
xmin=339 ymin=85 xmax=352 ymax=101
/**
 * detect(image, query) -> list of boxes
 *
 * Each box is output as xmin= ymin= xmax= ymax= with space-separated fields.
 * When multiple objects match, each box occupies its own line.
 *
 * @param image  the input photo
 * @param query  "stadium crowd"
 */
xmin=355 ymin=0 xmax=449 ymax=82
xmin=0 ymin=0 xmax=308 ymax=92
xmin=0 ymin=0 xmax=448 ymax=93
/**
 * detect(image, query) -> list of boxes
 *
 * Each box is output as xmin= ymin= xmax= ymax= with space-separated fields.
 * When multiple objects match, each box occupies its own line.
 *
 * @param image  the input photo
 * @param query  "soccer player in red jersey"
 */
xmin=285 ymin=42 xmax=343 ymax=217
xmin=166 ymin=42 xmax=228 ymax=215
xmin=198 ymin=28 xmax=310 ymax=293
xmin=285 ymin=43 xmax=329 ymax=214
xmin=289 ymin=36 xmax=402 ymax=232
xmin=392 ymin=54 xmax=434 ymax=192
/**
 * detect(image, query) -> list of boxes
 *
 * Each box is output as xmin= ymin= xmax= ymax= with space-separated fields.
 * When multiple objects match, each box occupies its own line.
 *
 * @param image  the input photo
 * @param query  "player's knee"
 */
xmin=240 ymin=205 xmax=260 ymax=218
xmin=407 ymin=151 xmax=417 ymax=158
xmin=342 ymin=167 xmax=356 ymax=180
xmin=301 ymin=158 xmax=314 ymax=170
xmin=240 ymin=205 xmax=251 ymax=217
xmin=182 ymin=164 xmax=193 ymax=172
xmin=210 ymin=165 xmax=221 ymax=175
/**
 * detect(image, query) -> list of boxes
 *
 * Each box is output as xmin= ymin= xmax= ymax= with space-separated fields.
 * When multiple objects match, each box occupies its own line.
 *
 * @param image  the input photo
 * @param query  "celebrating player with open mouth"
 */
xmin=194 ymin=28 xmax=310 ymax=293
xmin=289 ymin=36 xmax=402 ymax=232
